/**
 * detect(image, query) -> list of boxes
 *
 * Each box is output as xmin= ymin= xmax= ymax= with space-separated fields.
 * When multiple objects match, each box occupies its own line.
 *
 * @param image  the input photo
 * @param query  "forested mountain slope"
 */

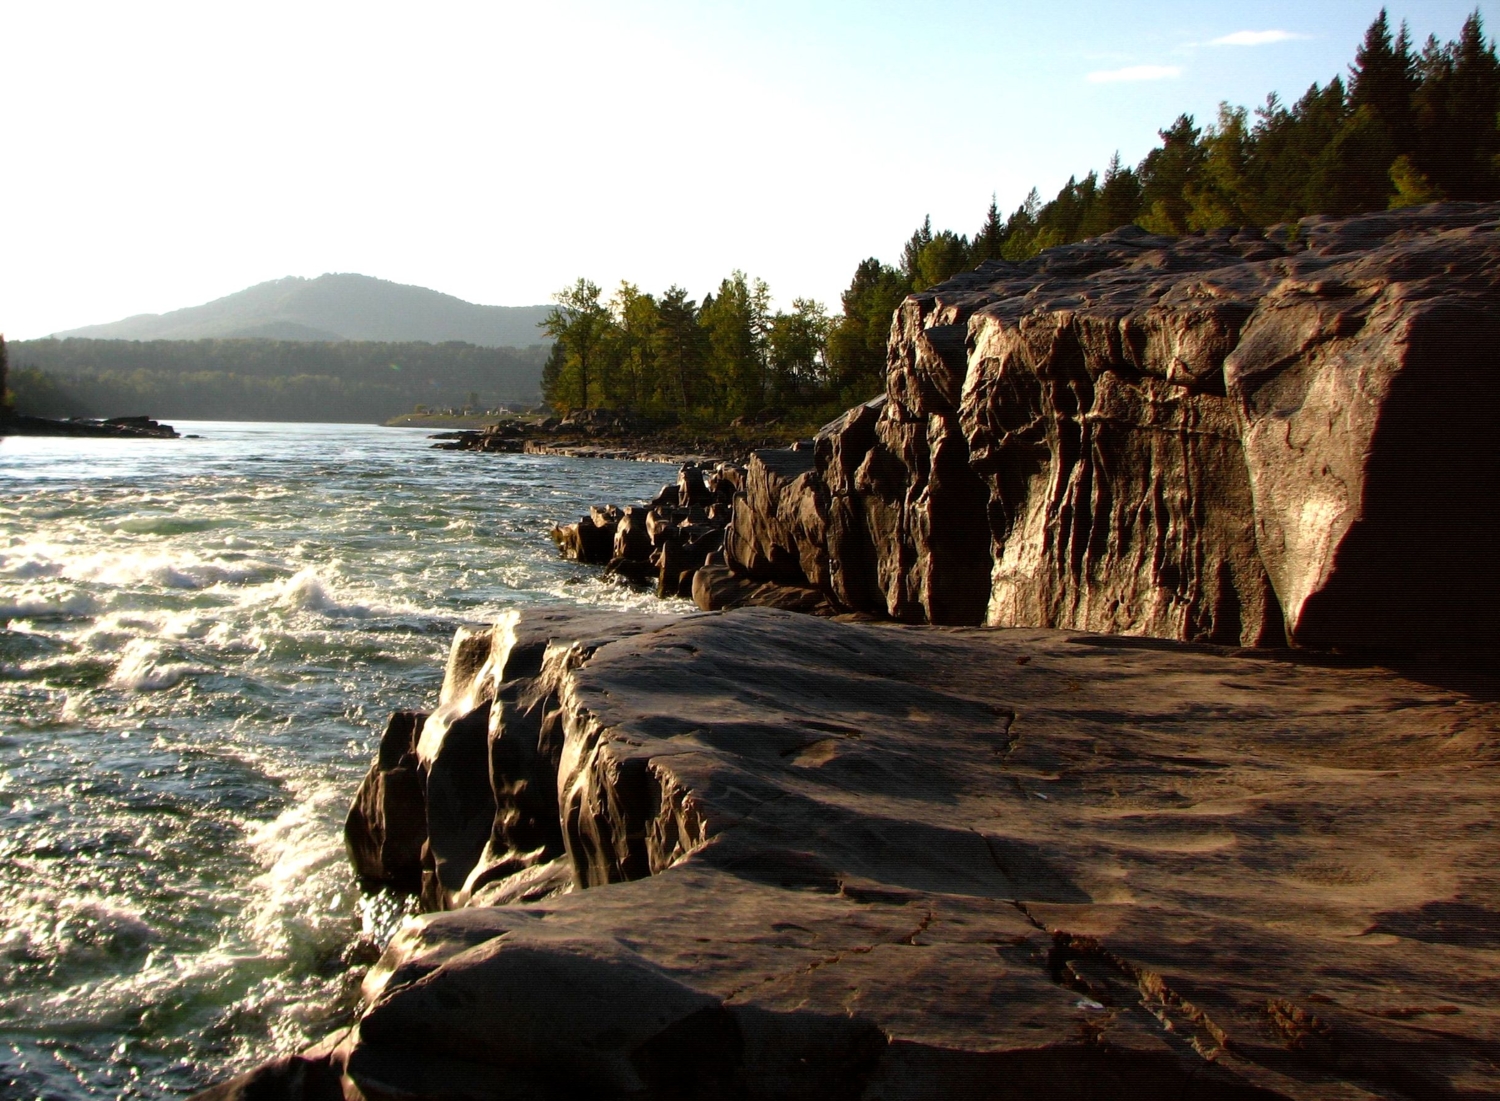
xmin=6 ymin=338 xmax=546 ymax=422
xmin=54 ymin=273 xmax=551 ymax=348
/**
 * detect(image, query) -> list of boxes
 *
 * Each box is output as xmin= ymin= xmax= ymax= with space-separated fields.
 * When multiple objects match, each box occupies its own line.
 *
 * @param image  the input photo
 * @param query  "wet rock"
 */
xmin=341 ymin=608 xmax=672 ymax=914
xmin=344 ymin=710 xmax=427 ymax=893
xmin=612 ymin=506 xmax=652 ymax=561
xmin=549 ymin=510 xmax=617 ymax=564
xmin=189 ymin=1054 xmax=341 ymax=1101
xmin=553 ymin=463 xmax=750 ymax=602
xmin=677 ymin=462 xmax=713 ymax=507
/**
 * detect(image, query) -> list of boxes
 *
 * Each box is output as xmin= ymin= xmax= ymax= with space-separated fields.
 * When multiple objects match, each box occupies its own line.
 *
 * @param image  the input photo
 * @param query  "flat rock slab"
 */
xmin=292 ymin=609 xmax=1496 ymax=1099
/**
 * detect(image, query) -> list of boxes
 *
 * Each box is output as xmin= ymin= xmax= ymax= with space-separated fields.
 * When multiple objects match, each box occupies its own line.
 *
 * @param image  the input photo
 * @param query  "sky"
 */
xmin=2 ymin=0 xmax=1494 ymax=338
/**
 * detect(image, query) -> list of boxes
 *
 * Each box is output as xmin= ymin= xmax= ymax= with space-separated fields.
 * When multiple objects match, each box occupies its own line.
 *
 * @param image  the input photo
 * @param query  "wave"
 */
xmin=0 ymin=588 xmax=101 ymax=619
xmin=113 ymin=515 xmax=239 ymax=537
xmin=108 ymin=638 xmax=213 ymax=691
xmin=2 ymin=545 xmax=282 ymax=592
xmin=243 ymin=783 xmax=360 ymax=964
xmin=244 ymin=567 xmax=413 ymax=621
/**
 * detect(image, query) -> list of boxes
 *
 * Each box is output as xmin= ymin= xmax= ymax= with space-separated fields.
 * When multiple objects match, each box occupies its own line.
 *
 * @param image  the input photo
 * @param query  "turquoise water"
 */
xmin=0 ymin=422 xmax=677 ymax=1098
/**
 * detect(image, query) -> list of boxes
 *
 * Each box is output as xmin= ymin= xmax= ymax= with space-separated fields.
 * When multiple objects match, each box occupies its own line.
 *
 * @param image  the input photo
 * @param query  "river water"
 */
xmin=0 ymin=422 xmax=678 ymax=1099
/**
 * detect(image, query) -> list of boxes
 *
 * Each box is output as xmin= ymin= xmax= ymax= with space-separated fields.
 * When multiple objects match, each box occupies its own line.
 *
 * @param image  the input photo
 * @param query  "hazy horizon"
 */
xmin=4 ymin=0 xmax=1493 ymax=339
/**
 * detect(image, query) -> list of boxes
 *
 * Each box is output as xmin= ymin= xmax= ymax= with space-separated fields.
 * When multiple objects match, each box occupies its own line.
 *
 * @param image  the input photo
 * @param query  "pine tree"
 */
xmin=826 ymin=259 xmax=908 ymax=400
xmin=1350 ymin=9 xmax=1419 ymax=151
xmin=912 ymin=230 xmax=970 ymax=291
xmin=652 ymin=286 xmax=704 ymax=416
xmin=1137 ymin=115 xmax=1205 ymax=233
xmin=1098 ymin=152 xmax=1143 ymax=229
xmin=970 ymin=196 xmax=1006 ymax=265
xmin=1438 ymin=11 xmax=1500 ymax=198
xmin=900 ymin=216 xmax=934 ymax=286
xmin=1000 ymin=189 xmax=1042 ymax=260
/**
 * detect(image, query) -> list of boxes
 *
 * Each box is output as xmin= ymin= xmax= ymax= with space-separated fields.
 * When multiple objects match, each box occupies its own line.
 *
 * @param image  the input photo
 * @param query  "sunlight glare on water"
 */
xmin=0 ymin=422 xmax=679 ymax=1098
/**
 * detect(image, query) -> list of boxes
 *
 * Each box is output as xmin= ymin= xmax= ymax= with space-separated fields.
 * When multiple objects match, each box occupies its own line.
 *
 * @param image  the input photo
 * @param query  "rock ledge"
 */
xmin=207 ymin=606 xmax=1500 ymax=1100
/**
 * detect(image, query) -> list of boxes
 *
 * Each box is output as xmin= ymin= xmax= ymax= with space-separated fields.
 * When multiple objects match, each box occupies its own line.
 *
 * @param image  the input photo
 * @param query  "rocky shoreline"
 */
xmin=0 ymin=412 xmax=178 ymax=438
xmin=429 ymin=408 xmax=809 ymax=467
xmin=200 ymin=204 xmax=1500 ymax=1099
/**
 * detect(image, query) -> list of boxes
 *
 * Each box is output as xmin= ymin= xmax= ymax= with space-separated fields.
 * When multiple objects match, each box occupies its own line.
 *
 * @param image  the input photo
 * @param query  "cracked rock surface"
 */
xmin=224 ymin=605 xmax=1500 ymax=1100
xmin=719 ymin=204 xmax=1500 ymax=666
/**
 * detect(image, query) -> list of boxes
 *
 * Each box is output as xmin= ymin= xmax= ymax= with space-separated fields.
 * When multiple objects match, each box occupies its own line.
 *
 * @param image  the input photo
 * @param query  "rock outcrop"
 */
xmin=711 ymin=204 xmax=1500 ymax=666
xmin=238 ymin=605 xmax=1500 ymax=1100
xmin=550 ymin=463 xmax=743 ymax=600
xmin=0 ymin=412 xmax=178 ymax=438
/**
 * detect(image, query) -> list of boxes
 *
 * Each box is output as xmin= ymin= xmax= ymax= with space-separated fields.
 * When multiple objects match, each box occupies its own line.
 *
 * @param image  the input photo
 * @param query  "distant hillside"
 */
xmin=54 ymin=274 xmax=553 ymax=348
xmin=8 ymin=338 xmax=546 ymax=423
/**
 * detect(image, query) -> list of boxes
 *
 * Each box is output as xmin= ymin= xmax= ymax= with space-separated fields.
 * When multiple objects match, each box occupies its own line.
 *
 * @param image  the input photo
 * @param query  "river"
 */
xmin=0 ymin=422 xmax=678 ymax=1098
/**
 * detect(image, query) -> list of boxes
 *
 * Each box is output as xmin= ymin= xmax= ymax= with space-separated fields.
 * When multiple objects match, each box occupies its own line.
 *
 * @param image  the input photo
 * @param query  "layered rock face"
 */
xmin=713 ymin=204 xmax=1500 ymax=663
xmin=216 ymin=606 xmax=1499 ymax=1100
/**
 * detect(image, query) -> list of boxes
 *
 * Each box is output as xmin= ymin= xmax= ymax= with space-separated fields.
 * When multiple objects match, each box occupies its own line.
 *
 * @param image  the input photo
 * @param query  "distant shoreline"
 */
xmin=382 ymin=412 xmax=523 ymax=429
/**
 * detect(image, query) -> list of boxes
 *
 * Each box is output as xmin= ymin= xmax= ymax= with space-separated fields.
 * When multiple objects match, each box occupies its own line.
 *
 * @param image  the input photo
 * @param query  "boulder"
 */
xmin=342 ymin=608 xmax=678 ymax=912
xmin=236 ymin=607 xmax=1500 ymax=1099
xmin=678 ymin=463 xmax=714 ymax=507
xmin=188 ymin=1054 xmax=342 ymax=1101
xmin=612 ymin=505 xmax=652 ymax=561
xmin=691 ymin=563 xmax=836 ymax=616
xmin=549 ymin=511 xmax=617 ymax=564
xmin=343 ymin=710 xmax=427 ymax=893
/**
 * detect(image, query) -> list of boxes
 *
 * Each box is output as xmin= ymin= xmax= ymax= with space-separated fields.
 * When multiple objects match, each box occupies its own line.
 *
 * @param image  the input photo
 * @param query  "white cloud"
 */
xmin=1086 ymin=64 xmax=1182 ymax=84
xmin=1206 ymin=30 xmax=1309 ymax=47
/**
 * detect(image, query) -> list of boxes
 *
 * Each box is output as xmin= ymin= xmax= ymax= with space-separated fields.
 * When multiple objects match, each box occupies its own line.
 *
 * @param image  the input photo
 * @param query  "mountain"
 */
xmin=54 ymin=274 xmax=553 ymax=348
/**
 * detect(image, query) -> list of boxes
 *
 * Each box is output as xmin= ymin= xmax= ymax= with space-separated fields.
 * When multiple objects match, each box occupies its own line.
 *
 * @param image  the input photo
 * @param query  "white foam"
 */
xmin=1 ymin=538 xmax=283 ymax=593
xmin=0 ymin=587 xmax=100 ymax=618
xmin=243 ymin=784 xmax=355 ymax=963
xmin=108 ymin=639 xmax=212 ymax=691
xmin=0 ymin=553 xmax=65 ymax=579
xmin=243 ymin=567 xmax=407 ymax=620
xmin=0 ymin=891 xmax=159 ymax=966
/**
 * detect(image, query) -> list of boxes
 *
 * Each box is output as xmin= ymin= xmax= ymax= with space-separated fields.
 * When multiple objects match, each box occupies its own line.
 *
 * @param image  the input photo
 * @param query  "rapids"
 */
xmin=0 ymin=422 xmax=677 ymax=1098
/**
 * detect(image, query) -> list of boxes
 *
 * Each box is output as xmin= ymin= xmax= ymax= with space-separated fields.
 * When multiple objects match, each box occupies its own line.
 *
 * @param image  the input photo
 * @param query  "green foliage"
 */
xmin=7 ymin=338 xmax=547 ymax=421
xmin=768 ymin=299 xmax=832 ymax=402
xmin=846 ymin=11 xmax=1500 ymax=310
xmin=542 ymin=278 xmax=610 ymax=413
xmin=826 ymin=259 xmax=909 ymax=401
xmin=537 ymin=272 xmax=833 ymax=421
xmin=700 ymin=272 xmax=773 ymax=417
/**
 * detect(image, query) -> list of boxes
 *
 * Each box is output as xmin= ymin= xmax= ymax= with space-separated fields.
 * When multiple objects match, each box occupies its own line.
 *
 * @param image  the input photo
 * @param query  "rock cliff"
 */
xmin=208 ymin=606 xmax=1500 ymax=1100
xmin=706 ymin=204 xmax=1500 ymax=666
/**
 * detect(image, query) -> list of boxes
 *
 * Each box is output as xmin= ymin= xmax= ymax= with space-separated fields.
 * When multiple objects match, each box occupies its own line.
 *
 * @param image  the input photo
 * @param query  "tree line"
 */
xmin=545 ymin=9 xmax=1500 ymax=415
xmin=540 ymin=276 xmax=837 ymax=419
xmin=7 ymin=338 xmax=548 ymax=422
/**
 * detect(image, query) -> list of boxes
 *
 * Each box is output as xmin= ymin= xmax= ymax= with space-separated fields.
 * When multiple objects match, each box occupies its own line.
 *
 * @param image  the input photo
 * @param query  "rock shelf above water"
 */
xmin=210 ymin=606 xmax=1499 ymax=1100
